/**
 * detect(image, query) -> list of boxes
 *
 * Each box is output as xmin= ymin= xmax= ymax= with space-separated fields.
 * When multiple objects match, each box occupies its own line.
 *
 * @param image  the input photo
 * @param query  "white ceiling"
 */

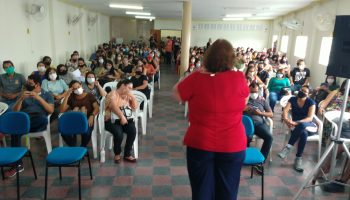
xmin=67 ymin=0 xmax=318 ymax=20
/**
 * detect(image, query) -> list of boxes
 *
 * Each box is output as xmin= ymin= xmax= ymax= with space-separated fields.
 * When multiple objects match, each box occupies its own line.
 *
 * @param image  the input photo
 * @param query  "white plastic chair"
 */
xmin=184 ymin=102 xmax=188 ymax=118
xmin=103 ymin=81 xmax=118 ymax=91
xmin=25 ymin=114 xmax=52 ymax=153
xmin=324 ymin=110 xmax=350 ymax=145
xmin=283 ymin=115 xmax=324 ymax=161
xmin=98 ymin=97 xmax=139 ymax=163
xmin=148 ymin=81 xmax=154 ymax=118
xmin=132 ymin=90 xmax=148 ymax=135
xmin=58 ymin=114 xmax=99 ymax=159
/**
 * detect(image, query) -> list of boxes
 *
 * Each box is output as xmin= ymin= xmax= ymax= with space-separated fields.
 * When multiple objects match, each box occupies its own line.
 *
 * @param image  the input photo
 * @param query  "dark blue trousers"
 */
xmin=288 ymin=122 xmax=317 ymax=157
xmin=186 ymin=147 xmax=245 ymax=200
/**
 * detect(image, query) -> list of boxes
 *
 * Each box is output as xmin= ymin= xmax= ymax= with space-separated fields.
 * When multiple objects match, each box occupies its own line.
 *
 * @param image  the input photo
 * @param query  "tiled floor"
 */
xmin=0 ymin=65 xmax=349 ymax=199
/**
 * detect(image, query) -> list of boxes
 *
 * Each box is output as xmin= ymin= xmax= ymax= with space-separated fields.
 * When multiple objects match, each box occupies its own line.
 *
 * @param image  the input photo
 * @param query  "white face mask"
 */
xmin=49 ymin=73 xmax=57 ymax=81
xmin=327 ymin=78 xmax=334 ymax=84
xmin=276 ymin=73 xmax=284 ymax=78
xmin=106 ymin=65 xmax=112 ymax=70
xmin=299 ymin=65 xmax=305 ymax=70
xmin=38 ymin=66 xmax=46 ymax=72
xmin=99 ymin=59 xmax=104 ymax=64
xmin=74 ymin=87 xmax=84 ymax=95
xmin=250 ymin=93 xmax=259 ymax=100
xmin=196 ymin=63 xmax=201 ymax=68
xmin=87 ymin=78 xmax=95 ymax=84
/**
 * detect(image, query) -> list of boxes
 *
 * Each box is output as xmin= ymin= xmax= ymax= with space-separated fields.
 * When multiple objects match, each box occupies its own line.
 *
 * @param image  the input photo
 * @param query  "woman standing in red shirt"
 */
xmin=173 ymin=39 xmax=249 ymax=200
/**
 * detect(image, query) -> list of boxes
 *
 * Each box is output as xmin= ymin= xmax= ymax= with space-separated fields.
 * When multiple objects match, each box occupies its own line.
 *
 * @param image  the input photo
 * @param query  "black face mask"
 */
xmin=44 ymin=61 xmax=51 ymax=66
xmin=298 ymin=91 xmax=307 ymax=98
xmin=136 ymin=71 xmax=142 ymax=75
xmin=58 ymin=70 xmax=67 ymax=75
xmin=258 ymin=67 xmax=263 ymax=72
xmin=25 ymin=84 xmax=35 ymax=91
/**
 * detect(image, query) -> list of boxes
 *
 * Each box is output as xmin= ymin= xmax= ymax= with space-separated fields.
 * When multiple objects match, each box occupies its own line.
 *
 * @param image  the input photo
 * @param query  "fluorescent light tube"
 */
xmin=135 ymin=16 xmax=155 ymax=20
xmin=126 ymin=11 xmax=151 ymax=15
xmin=225 ymin=14 xmax=252 ymax=18
xmin=109 ymin=4 xmax=143 ymax=10
xmin=222 ymin=18 xmax=244 ymax=21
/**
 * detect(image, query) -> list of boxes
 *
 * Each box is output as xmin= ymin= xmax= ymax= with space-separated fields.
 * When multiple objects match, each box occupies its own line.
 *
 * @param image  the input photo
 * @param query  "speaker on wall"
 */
xmin=326 ymin=15 xmax=350 ymax=79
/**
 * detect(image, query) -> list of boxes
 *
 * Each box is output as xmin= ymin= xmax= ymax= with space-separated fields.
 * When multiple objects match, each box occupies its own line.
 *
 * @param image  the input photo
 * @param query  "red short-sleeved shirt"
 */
xmin=177 ymin=70 xmax=249 ymax=152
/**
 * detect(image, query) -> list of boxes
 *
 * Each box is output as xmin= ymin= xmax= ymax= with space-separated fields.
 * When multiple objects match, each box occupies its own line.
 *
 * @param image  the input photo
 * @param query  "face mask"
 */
xmin=74 ymin=87 xmax=84 ymax=95
xmin=280 ymin=60 xmax=286 ymax=64
xmin=117 ymin=57 xmax=121 ymax=60
xmin=44 ymin=61 xmax=51 ymax=66
xmin=250 ymin=93 xmax=259 ymax=100
xmin=49 ymin=73 xmax=57 ymax=81
xmin=25 ymin=83 xmax=35 ymax=91
xmin=196 ymin=63 xmax=201 ymax=68
xmin=5 ymin=66 xmax=15 ymax=75
xmin=299 ymin=65 xmax=305 ymax=70
xmin=87 ymin=78 xmax=95 ymax=84
xmin=99 ymin=59 xmax=104 ymax=64
xmin=297 ymin=91 xmax=307 ymax=98
xmin=327 ymin=78 xmax=334 ymax=84
xmin=78 ymin=64 xmax=84 ymax=68
xmin=276 ymin=73 xmax=284 ymax=78
xmin=59 ymin=69 xmax=67 ymax=75
xmin=72 ymin=59 xmax=77 ymax=62
xmin=191 ymin=59 xmax=195 ymax=63
xmin=258 ymin=67 xmax=263 ymax=72
xmin=136 ymin=71 xmax=142 ymax=75
xmin=38 ymin=66 xmax=46 ymax=72
xmin=106 ymin=65 xmax=112 ymax=70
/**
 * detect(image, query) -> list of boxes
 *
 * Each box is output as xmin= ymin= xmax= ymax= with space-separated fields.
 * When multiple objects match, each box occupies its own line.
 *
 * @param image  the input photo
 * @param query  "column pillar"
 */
xmin=179 ymin=0 xmax=192 ymax=77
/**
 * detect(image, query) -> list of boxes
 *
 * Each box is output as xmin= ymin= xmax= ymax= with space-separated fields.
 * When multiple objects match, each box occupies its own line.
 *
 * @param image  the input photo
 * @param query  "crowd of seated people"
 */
xmin=0 ymin=40 xmax=161 ymax=179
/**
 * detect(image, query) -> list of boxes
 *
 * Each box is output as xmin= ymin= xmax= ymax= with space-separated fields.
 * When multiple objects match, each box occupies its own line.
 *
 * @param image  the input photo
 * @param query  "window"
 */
xmin=319 ymin=37 xmax=333 ymax=66
xmin=280 ymin=35 xmax=289 ymax=53
xmin=294 ymin=36 xmax=308 ymax=58
xmin=272 ymin=35 xmax=278 ymax=48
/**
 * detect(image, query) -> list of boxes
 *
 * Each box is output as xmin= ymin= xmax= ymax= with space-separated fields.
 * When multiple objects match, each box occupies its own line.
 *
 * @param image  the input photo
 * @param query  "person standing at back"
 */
xmin=165 ymin=36 xmax=173 ymax=64
xmin=173 ymin=39 xmax=249 ymax=200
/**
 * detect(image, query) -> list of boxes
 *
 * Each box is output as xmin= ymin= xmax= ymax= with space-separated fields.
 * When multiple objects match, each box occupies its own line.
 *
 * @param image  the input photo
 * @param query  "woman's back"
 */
xmin=178 ymin=70 xmax=249 ymax=152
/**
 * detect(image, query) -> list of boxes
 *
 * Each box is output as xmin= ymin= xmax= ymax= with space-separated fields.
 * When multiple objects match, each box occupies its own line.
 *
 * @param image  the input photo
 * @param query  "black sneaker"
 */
xmin=323 ymin=180 xmax=345 ymax=193
xmin=5 ymin=165 xmax=24 ymax=178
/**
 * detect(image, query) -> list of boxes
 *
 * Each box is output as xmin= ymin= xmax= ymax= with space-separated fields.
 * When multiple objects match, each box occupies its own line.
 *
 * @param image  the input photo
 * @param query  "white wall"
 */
xmin=155 ymin=19 xmax=272 ymax=50
xmin=0 ymin=0 xmax=110 ymax=76
xmin=271 ymin=0 xmax=350 ymax=87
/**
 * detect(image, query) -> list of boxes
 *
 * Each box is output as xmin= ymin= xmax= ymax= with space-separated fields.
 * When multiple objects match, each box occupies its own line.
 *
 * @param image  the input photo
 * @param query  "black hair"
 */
xmin=42 ymin=56 xmax=51 ymax=62
xmin=2 ymin=60 xmax=14 ymax=67
xmin=28 ymin=74 xmax=42 ymax=86
xmin=249 ymin=81 xmax=259 ymax=89
xmin=69 ymin=80 xmax=81 ymax=88
xmin=36 ymin=61 xmax=45 ymax=67
xmin=116 ymin=79 xmax=133 ymax=89
xmin=78 ymin=58 xmax=85 ymax=62
xmin=325 ymin=75 xmax=337 ymax=86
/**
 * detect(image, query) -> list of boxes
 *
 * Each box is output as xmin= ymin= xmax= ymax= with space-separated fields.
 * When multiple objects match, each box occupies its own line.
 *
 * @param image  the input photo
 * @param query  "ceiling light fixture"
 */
xmin=222 ymin=17 xmax=244 ymax=21
xmin=225 ymin=14 xmax=252 ymax=18
xmin=126 ymin=11 xmax=151 ymax=15
xmin=109 ymin=4 xmax=143 ymax=10
xmin=135 ymin=16 xmax=156 ymax=20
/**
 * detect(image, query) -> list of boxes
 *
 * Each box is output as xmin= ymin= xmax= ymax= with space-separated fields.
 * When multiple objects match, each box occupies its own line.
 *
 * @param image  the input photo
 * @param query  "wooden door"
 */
xmin=150 ymin=29 xmax=161 ymax=49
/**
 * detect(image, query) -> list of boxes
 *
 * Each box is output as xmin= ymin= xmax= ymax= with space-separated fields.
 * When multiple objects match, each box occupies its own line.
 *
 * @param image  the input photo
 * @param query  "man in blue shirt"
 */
xmin=5 ymin=74 xmax=54 ymax=178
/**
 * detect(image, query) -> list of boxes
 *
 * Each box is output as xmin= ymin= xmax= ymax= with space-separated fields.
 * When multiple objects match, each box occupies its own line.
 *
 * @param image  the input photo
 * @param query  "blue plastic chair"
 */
xmin=0 ymin=112 xmax=37 ymax=200
xmin=44 ymin=112 xmax=93 ymax=200
xmin=242 ymin=115 xmax=265 ymax=200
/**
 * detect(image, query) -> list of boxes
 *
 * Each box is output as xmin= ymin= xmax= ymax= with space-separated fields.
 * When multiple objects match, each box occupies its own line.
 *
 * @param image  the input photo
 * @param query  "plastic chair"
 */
xmin=132 ymin=90 xmax=147 ymax=135
xmin=0 ymin=112 xmax=37 ymax=200
xmin=184 ymin=102 xmax=188 ymax=118
xmin=25 ymin=114 xmax=52 ymax=153
xmin=44 ymin=112 xmax=93 ymax=200
xmin=148 ymin=81 xmax=154 ymax=118
xmin=103 ymin=81 xmax=118 ymax=91
xmin=242 ymin=115 xmax=265 ymax=200
xmin=98 ymin=97 xmax=139 ymax=163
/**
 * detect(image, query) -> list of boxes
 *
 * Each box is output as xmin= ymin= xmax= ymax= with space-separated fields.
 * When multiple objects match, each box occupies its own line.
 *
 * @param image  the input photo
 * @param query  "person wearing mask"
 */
xmin=257 ymin=62 xmax=270 ymax=85
xmin=114 ymin=54 xmax=123 ymax=67
xmin=4 ymin=74 xmax=54 ymax=178
xmin=173 ymin=39 xmax=248 ymax=200
xmin=60 ymin=80 xmax=99 ymax=147
xmin=0 ymin=60 xmax=26 ymax=110
xmin=130 ymin=66 xmax=150 ymax=100
xmin=267 ymin=68 xmax=291 ymax=112
xmin=32 ymin=61 xmax=47 ymax=81
xmin=104 ymin=79 xmax=138 ymax=163
xmin=312 ymin=75 xmax=339 ymax=113
xmin=83 ymin=72 xmax=107 ymax=103
xmin=290 ymin=59 xmax=311 ymax=93
xmin=94 ymin=56 xmax=107 ymax=79
xmin=56 ymin=64 xmax=72 ymax=85
xmin=244 ymin=82 xmax=273 ymax=169
xmin=41 ymin=67 xmax=68 ymax=102
xmin=278 ymin=85 xmax=317 ymax=172
xmin=66 ymin=53 xmax=79 ymax=71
